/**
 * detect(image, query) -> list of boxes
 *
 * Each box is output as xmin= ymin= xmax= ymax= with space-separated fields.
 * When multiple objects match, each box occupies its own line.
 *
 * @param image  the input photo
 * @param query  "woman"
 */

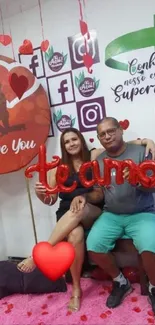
xmin=17 ymin=128 xmax=155 ymax=311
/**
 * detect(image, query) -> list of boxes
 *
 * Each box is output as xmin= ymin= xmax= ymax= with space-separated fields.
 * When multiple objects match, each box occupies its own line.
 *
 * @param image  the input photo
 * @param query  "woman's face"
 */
xmin=63 ymin=132 xmax=82 ymax=156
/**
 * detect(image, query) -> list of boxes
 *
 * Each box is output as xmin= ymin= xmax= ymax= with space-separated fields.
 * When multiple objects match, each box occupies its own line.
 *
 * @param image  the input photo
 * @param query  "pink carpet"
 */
xmin=0 ymin=279 xmax=154 ymax=325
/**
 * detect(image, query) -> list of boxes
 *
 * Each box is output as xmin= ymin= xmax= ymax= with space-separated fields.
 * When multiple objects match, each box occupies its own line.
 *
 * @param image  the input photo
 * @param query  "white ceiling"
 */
xmin=0 ymin=0 xmax=50 ymax=19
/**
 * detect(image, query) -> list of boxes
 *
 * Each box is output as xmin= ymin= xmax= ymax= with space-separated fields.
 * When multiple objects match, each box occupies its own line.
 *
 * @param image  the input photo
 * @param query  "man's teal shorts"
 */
xmin=86 ymin=212 xmax=155 ymax=254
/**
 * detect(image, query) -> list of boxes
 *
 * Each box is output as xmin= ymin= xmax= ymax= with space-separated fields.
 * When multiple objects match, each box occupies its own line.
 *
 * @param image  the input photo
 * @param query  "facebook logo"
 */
xmin=47 ymin=71 xmax=75 ymax=107
xmin=58 ymin=79 xmax=68 ymax=103
xmin=18 ymin=48 xmax=45 ymax=79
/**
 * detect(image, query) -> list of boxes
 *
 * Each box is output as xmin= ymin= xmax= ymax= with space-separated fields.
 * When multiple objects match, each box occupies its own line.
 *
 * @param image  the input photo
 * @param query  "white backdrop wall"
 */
xmin=0 ymin=0 xmax=155 ymax=258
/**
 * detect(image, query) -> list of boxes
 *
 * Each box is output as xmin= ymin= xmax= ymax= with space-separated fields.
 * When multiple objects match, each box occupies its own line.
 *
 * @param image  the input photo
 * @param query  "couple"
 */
xmin=17 ymin=118 xmax=155 ymax=312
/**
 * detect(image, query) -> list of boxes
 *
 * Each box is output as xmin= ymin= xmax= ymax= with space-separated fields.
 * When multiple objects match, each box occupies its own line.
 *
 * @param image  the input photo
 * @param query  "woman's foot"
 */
xmin=17 ymin=257 xmax=36 ymax=273
xmin=68 ymin=287 xmax=82 ymax=312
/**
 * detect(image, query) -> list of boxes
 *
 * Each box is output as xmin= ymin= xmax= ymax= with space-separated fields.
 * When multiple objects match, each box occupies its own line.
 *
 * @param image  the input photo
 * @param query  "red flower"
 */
xmin=47 ymin=294 xmax=53 ymax=299
xmin=7 ymin=303 xmax=14 ymax=309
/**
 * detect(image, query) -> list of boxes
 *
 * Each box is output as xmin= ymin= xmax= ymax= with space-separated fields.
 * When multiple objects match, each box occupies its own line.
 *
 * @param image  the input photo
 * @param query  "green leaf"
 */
xmin=48 ymin=46 xmax=54 ymax=60
xmin=95 ymin=80 xmax=100 ymax=90
xmin=63 ymin=54 xmax=67 ymax=65
xmin=71 ymin=117 xmax=76 ymax=126
xmin=75 ymin=76 xmax=79 ymax=88
xmin=45 ymin=52 xmax=49 ymax=62
xmin=57 ymin=109 xmax=62 ymax=121
xmin=79 ymin=71 xmax=85 ymax=83
xmin=53 ymin=113 xmax=57 ymax=124
xmin=93 ymin=77 xmax=96 ymax=83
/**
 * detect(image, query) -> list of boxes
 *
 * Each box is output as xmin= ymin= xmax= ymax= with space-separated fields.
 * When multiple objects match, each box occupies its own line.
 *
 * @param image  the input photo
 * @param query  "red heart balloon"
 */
xmin=0 ymin=35 xmax=12 ymax=46
xmin=19 ymin=39 xmax=33 ymax=55
xmin=8 ymin=73 xmax=29 ymax=99
xmin=33 ymin=242 xmax=75 ymax=281
xmin=41 ymin=40 xmax=49 ymax=52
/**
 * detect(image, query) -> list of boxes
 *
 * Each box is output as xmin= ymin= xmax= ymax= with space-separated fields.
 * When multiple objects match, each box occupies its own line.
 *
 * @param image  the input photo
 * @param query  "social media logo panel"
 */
xmin=76 ymin=97 xmax=106 ymax=132
xmin=47 ymin=71 xmax=75 ymax=106
xmin=19 ymin=48 xmax=45 ymax=79
xmin=68 ymin=30 xmax=100 ymax=70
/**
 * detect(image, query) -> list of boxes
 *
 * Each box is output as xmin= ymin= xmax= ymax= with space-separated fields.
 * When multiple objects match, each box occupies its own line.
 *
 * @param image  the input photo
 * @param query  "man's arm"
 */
xmin=135 ymin=152 xmax=155 ymax=193
xmin=91 ymin=138 xmax=155 ymax=160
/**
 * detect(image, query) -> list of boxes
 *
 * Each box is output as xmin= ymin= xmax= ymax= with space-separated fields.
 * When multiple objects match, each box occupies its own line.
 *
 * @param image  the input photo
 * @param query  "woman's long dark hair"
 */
xmin=60 ymin=127 xmax=91 ymax=174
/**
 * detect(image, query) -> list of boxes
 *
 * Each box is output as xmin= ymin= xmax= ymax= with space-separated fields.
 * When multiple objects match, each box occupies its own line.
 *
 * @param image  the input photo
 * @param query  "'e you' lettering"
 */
xmin=12 ymin=138 xmax=36 ymax=154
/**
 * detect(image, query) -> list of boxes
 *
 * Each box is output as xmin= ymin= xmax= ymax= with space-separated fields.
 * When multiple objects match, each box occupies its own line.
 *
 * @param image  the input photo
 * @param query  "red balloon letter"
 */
xmin=56 ymin=164 xmax=77 ymax=193
xmin=79 ymin=162 xmax=96 ymax=187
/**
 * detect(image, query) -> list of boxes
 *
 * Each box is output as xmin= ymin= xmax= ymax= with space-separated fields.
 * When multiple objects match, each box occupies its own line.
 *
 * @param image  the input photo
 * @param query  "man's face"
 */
xmin=97 ymin=120 xmax=123 ymax=152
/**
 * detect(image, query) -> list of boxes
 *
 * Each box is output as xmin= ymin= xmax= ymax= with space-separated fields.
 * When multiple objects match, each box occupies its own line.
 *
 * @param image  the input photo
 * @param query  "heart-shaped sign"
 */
xmin=89 ymin=138 xmax=94 ymax=143
xmin=119 ymin=119 xmax=130 ymax=130
xmin=8 ymin=73 xmax=29 ymax=99
xmin=0 ymin=34 xmax=12 ymax=46
xmin=41 ymin=40 xmax=49 ymax=52
xmin=33 ymin=242 xmax=75 ymax=281
xmin=19 ymin=39 xmax=33 ymax=55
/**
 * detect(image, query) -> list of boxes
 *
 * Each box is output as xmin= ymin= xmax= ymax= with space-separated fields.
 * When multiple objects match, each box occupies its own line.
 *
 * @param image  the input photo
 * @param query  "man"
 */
xmin=86 ymin=117 xmax=155 ymax=312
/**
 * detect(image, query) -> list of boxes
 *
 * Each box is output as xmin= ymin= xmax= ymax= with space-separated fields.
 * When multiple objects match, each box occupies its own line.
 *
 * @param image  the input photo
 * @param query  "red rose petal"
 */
xmin=41 ymin=311 xmax=49 ymax=315
xmin=27 ymin=312 xmax=32 ymax=316
xmin=148 ymin=310 xmax=154 ymax=317
xmin=5 ymin=310 xmax=11 ymax=314
xmin=131 ymin=297 xmax=138 ymax=302
xmin=41 ymin=304 xmax=47 ymax=309
xmin=133 ymin=307 xmax=141 ymax=313
xmin=7 ymin=303 xmax=14 ymax=309
xmin=47 ymin=294 xmax=53 ymax=299
xmin=66 ymin=311 xmax=72 ymax=316
xmin=100 ymin=313 xmax=107 ymax=319
xmin=80 ymin=315 xmax=88 ymax=321
xmin=147 ymin=318 xmax=154 ymax=324
xmin=106 ymin=310 xmax=112 ymax=315
xmin=99 ymin=291 xmax=105 ymax=295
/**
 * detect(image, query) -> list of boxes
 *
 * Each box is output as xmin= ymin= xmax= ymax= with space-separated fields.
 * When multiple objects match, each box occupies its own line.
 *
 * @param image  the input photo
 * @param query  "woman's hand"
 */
xmin=70 ymin=195 xmax=86 ymax=213
xmin=35 ymin=182 xmax=46 ymax=196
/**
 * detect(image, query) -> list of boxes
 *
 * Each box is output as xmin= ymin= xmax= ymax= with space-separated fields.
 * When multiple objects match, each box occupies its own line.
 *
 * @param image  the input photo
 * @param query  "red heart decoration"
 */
xmin=33 ymin=242 xmax=75 ymax=281
xmin=89 ymin=138 xmax=94 ymax=143
xmin=9 ymin=73 xmax=29 ymax=99
xmin=80 ymin=20 xmax=88 ymax=36
xmin=83 ymin=52 xmax=93 ymax=74
xmin=41 ymin=40 xmax=49 ymax=52
xmin=119 ymin=119 xmax=130 ymax=130
xmin=0 ymin=35 xmax=12 ymax=46
xmin=19 ymin=39 xmax=33 ymax=55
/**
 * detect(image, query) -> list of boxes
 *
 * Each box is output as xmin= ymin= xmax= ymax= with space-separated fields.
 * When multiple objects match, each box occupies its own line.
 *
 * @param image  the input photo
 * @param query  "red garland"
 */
xmin=25 ymin=144 xmax=155 ymax=194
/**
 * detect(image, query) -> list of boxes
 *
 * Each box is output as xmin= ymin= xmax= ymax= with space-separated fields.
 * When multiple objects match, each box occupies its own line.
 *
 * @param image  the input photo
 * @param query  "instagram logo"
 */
xmin=68 ymin=30 xmax=100 ymax=70
xmin=77 ymin=97 xmax=106 ymax=132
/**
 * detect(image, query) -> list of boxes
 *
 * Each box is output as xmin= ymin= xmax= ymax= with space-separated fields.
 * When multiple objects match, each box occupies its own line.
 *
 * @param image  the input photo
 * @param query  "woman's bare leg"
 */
xmin=17 ymin=204 xmax=101 ymax=272
xmin=67 ymin=225 xmax=85 ymax=312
